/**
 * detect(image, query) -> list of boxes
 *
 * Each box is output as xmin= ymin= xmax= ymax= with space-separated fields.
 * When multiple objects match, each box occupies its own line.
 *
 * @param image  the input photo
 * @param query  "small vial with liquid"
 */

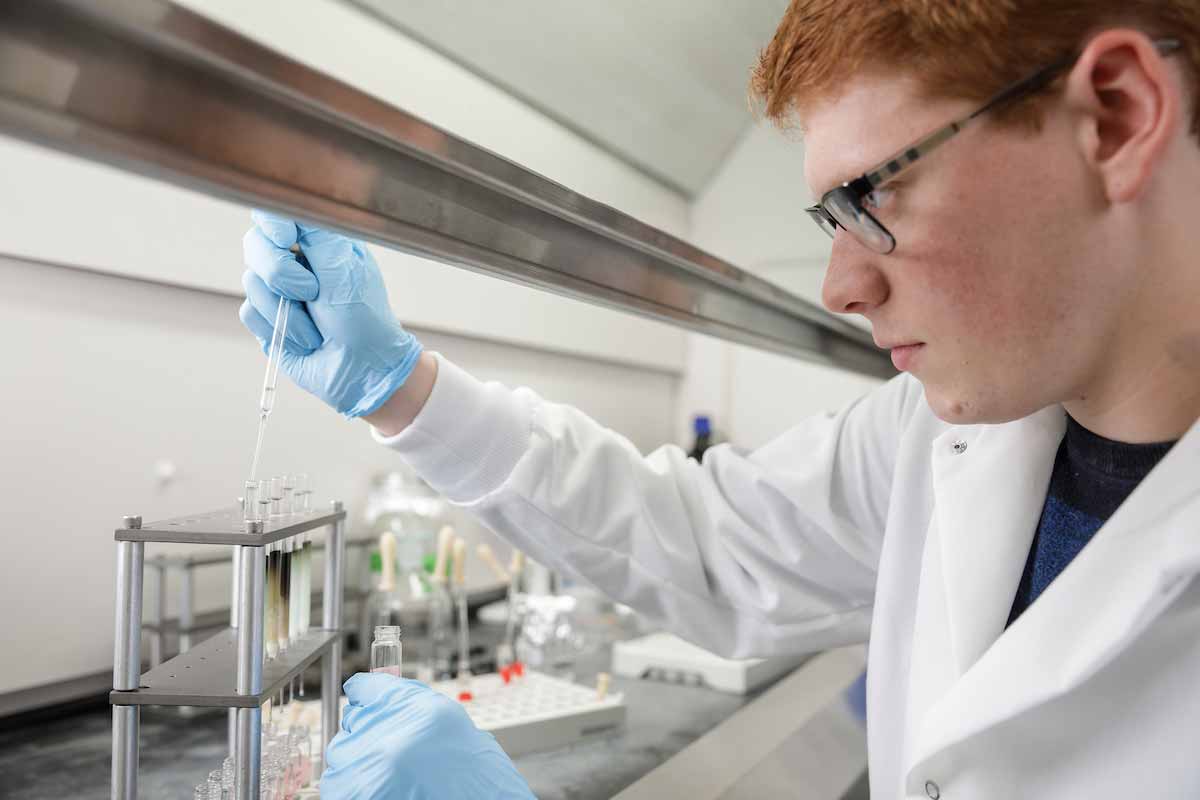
xmin=265 ymin=541 xmax=280 ymax=660
xmin=281 ymin=474 xmax=295 ymax=516
xmin=277 ymin=537 xmax=291 ymax=654
xmin=288 ymin=535 xmax=301 ymax=643
xmin=242 ymin=480 xmax=263 ymax=523
xmin=300 ymin=533 xmax=312 ymax=635
xmin=295 ymin=473 xmax=311 ymax=512
xmin=270 ymin=476 xmax=285 ymax=518
xmin=370 ymin=625 xmax=402 ymax=677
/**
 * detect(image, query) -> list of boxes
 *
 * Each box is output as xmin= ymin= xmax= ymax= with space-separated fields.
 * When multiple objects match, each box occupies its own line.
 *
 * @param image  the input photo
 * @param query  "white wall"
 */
xmin=682 ymin=123 xmax=882 ymax=451
xmin=0 ymin=0 xmax=692 ymax=698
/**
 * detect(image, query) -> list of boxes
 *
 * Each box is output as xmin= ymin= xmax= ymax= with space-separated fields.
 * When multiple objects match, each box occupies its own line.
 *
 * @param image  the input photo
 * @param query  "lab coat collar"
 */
xmin=909 ymin=410 xmax=1200 ymax=774
xmin=930 ymin=404 xmax=1065 ymax=677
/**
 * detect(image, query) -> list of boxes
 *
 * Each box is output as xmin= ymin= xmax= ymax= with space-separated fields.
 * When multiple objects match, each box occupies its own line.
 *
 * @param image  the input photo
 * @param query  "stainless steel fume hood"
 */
xmin=0 ymin=0 xmax=893 ymax=379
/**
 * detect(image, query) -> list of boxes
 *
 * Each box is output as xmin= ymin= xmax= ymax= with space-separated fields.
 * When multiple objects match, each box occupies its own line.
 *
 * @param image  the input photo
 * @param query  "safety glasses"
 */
xmin=806 ymin=38 xmax=1182 ymax=254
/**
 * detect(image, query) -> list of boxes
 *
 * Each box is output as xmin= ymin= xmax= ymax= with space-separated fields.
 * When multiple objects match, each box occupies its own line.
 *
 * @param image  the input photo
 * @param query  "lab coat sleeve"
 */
xmin=374 ymin=353 xmax=925 ymax=658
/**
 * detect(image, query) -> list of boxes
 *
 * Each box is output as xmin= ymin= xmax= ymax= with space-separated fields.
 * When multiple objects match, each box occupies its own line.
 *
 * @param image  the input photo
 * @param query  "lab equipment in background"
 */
xmin=516 ymin=594 xmax=586 ymax=676
xmin=423 ymin=526 xmax=455 ymax=682
xmin=364 ymin=470 xmax=447 ymax=554
xmin=688 ymin=414 xmax=714 ymax=461
xmin=452 ymin=536 xmax=472 ymax=699
xmin=476 ymin=545 xmax=526 ymax=682
xmin=371 ymin=625 xmax=403 ymax=677
xmin=611 ymin=632 xmax=808 ymax=694
xmin=368 ymin=531 xmax=404 ymax=629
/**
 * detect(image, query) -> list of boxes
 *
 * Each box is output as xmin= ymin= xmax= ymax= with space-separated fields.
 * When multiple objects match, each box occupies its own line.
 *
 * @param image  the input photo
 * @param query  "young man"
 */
xmin=240 ymin=2 xmax=1200 ymax=797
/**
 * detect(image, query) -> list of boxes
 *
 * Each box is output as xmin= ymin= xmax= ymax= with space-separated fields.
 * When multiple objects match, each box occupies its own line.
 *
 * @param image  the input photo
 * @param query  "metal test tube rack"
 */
xmin=110 ymin=501 xmax=347 ymax=800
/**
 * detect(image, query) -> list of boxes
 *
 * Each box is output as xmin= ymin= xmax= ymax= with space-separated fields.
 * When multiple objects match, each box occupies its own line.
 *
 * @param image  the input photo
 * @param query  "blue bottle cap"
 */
xmin=693 ymin=415 xmax=711 ymax=436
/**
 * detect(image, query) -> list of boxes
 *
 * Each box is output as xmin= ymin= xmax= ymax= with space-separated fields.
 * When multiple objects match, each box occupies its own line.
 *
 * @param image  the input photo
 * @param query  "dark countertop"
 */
xmin=0 ymin=620 xmax=775 ymax=800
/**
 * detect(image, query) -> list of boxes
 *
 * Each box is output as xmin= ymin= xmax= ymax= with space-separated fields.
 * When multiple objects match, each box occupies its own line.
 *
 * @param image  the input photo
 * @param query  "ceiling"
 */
xmin=347 ymin=0 xmax=790 ymax=198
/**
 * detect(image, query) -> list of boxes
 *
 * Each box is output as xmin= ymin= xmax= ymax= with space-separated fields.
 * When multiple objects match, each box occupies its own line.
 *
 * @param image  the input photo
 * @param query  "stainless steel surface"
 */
xmin=0 ymin=0 xmax=893 ymax=379
xmin=322 ymin=502 xmax=346 ymax=753
xmin=228 ymin=544 xmax=246 ymax=759
xmin=109 ymin=627 xmax=339 ymax=707
xmin=234 ymin=547 xmax=265 ymax=696
xmin=234 ymin=706 xmax=262 ymax=800
xmin=178 ymin=564 xmax=194 ymax=652
xmin=112 ymin=542 xmax=144 ymax=692
xmin=112 ymin=536 xmax=144 ymax=800
xmin=112 ymin=506 xmax=347 ymax=545
xmin=613 ymin=645 xmax=866 ymax=800
xmin=230 ymin=545 xmax=243 ymax=628
xmin=111 ymin=705 xmax=139 ymax=800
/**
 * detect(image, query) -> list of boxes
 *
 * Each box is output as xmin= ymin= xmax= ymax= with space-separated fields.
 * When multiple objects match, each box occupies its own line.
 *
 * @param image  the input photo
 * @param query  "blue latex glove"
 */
xmin=239 ymin=210 xmax=423 ymax=417
xmin=321 ymin=673 xmax=535 ymax=800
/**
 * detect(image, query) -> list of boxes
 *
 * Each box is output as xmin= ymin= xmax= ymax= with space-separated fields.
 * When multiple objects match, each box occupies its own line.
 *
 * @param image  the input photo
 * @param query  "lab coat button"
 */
xmin=951 ymin=439 xmax=968 ymax=455
xmin=925 ymin=780 xmax=941 ymax=799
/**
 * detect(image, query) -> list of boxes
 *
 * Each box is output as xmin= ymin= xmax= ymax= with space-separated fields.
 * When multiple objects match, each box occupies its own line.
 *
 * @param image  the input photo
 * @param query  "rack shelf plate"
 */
xmin=114 ymin=507 xmax=345 ymax=546
xmin=110 ymin=628 xmax=340 ymax=708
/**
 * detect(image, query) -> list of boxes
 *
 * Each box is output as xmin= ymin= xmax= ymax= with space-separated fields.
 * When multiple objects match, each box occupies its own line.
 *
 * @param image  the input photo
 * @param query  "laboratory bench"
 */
xmin=0 ymin=620 xmax=868 ymax=799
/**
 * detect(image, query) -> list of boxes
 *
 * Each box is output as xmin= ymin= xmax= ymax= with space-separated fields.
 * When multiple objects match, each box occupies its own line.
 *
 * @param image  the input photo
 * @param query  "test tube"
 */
xmin=370 ymin=625 xmax=402 ymax=676
xmin=257 ymin=482 xmax=273 ymax=525
xmin=281 ymin=474 xmax=295 ymax=516
xmin=296 ymin=473 xmax=311 ymax=512
xmin=301 ymin=533 xmax=312 ymax=635
xmin=453 ymin=537 xmax=471 ymax=694
xmin=243 ymin=480 xmax=262 ymax=522
xmin=265 ymin=541 xmax=279 ymax=660
xmin=278 ymin=537 xmax=291 ymax=654
xmin=270 ymin=476 xmax=285 ymax=517
xmin=289 ymin=535 xmax=301 ymax=643
xmin=427 ymin=527 xmax=454 ymax=681
xmin=294 ymin=535 xmax=305 ymax=640
xmin=499 ymin=550 xmax=525 ymax=679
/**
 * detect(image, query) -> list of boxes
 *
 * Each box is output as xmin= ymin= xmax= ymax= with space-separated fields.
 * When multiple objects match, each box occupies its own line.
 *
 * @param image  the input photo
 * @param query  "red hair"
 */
xmin=751 ymin=0 xmax=1200 ymax=135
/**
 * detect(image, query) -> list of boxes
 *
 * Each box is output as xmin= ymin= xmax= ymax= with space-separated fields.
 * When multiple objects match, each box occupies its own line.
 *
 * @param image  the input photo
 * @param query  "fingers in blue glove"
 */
xmin=243 ymin=226 xmax=319 ymax=302
xmin=240 ymin=271 xmax=323 ymax=353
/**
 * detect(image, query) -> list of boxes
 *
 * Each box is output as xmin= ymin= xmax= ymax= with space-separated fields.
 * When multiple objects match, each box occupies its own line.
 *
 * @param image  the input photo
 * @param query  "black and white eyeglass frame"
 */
xmin=805 ymin=37 xmax=1183 ymax=254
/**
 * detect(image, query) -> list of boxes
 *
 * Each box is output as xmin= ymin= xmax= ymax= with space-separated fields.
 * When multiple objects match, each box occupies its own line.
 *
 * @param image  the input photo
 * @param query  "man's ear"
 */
xmin=1064 ymin=30 xmax=1182 ymax=203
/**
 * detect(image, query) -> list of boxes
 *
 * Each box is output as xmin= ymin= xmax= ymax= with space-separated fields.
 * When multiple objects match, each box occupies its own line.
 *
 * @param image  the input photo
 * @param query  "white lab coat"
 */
xmin=376 ymin=354 xmax=1200 ymax=798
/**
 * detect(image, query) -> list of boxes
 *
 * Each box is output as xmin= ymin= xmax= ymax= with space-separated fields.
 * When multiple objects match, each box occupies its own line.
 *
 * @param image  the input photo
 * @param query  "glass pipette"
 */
xmin=247 ymin=245 xmax=307 ymax=483
xmin=248 ymin=295 xmax=290 ymax=482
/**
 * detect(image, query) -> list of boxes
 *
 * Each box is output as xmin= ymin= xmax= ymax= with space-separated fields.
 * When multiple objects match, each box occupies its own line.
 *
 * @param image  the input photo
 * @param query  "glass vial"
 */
xmin=243 ymin=480 xmax=262 ymax=522
xmin=295 ymin=473 xmax=311 ymax=513
xmin=288 ymin=535 xmax=301 ymax=643
xmin=370 ymin=626 xmax=402 ymax=677
xmin=278 ymin=537 xmax=291 ymax=654
xmin=265 ymin=541 xmax=279 ymax=660
xmin=300 ymin=534 xmax=312 ymax=635
xmin=270 ymin=476 xmax=285 ymax=517
xmin=281 ymin=474 xmax=295 ymax=516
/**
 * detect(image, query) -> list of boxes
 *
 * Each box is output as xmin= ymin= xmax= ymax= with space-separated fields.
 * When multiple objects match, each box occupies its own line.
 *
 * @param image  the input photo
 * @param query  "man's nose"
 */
xmin=821 ymin=235 xmax=889 ymax=317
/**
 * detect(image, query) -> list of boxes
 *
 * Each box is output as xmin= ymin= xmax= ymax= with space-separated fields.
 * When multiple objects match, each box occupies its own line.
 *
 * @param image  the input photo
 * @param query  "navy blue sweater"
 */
xmin=1006 ymin=415 xmax=1176 ymax=625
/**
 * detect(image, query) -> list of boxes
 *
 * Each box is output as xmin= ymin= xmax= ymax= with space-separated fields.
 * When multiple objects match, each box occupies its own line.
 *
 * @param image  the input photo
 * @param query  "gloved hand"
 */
xmin=321 ymin=673 xmax=535 ymax=800
xmin=239 ymin=210 xmax=423 ymax=417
